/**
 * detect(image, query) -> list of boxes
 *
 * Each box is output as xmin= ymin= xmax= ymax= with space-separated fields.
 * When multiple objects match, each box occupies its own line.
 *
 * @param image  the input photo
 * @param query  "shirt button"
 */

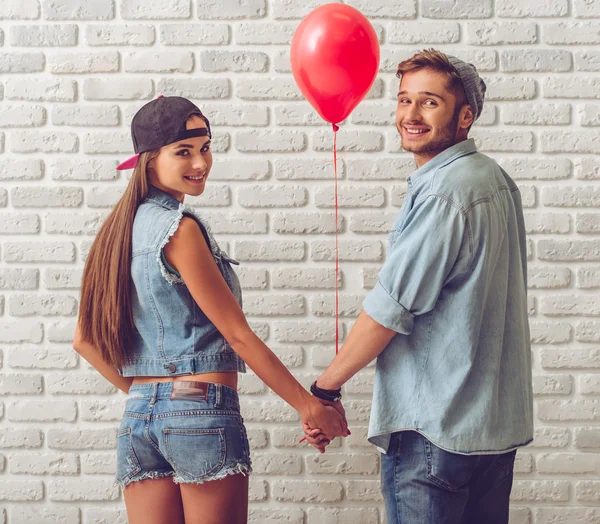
xmin=168 ymin=364 xmax=176 ymax=373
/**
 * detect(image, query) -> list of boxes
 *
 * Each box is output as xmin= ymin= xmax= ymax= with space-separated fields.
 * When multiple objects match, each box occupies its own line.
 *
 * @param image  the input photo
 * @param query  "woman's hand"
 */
xmin=302 ymin=398 xmax=350 ymax=452
xmin=301 ymin=397 xmax=349 ymax=452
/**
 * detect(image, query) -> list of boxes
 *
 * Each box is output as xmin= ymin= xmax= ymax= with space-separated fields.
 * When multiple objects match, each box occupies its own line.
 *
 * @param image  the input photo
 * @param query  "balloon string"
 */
xmin=333 ymin=123 xmax=339 ymax=355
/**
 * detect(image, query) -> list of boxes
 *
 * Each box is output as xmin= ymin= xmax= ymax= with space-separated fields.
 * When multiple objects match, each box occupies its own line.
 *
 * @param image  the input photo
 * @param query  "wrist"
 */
xmin=311 ymin=380 xmax=342 ymax=402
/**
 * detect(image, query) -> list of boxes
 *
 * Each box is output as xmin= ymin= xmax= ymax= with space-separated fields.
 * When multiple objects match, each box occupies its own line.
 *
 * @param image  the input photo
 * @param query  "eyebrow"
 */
xmin=174 ymin=141 xmax=211 ymax=149
xmin=398 ymin=91 xmax=446 ymax=101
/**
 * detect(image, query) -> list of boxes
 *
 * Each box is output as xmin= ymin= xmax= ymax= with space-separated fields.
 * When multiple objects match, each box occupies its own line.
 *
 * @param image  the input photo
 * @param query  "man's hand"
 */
xmin=303 ymin=398 xmax=349 ymax=452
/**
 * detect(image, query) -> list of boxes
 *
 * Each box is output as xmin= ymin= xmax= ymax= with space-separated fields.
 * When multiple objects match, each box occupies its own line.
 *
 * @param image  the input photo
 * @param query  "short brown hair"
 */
xmin=396 ymin=49 xmax=466 ymax=107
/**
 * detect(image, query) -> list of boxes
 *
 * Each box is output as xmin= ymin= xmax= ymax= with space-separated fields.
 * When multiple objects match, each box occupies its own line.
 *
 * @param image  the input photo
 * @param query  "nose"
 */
xmin=192 ymin=155 xmax=207 ymax=172
xmin=405 ymin=102 xmax=421 ymax=122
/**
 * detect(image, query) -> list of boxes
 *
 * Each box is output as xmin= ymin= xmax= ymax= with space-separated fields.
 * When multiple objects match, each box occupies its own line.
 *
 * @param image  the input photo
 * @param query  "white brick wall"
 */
xmin=0 ymin=0 xmax=598 ymax=522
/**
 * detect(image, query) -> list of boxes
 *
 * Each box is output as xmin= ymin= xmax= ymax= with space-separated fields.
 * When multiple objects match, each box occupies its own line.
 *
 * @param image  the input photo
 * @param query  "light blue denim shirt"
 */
xmin=120 ymin=185 xmax=246 ymax=377
xmin=363 ymin=139 xmax=533 ymax=455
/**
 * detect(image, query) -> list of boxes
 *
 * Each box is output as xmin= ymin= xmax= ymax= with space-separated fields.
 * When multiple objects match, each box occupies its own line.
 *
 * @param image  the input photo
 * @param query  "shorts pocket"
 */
xmin=116 ymin=427 xmax=142 ymax=484
xmin=164 ymin=427 xmax=226 ymax=480
xmin=424 ymin=439 xmax=481 ymax=492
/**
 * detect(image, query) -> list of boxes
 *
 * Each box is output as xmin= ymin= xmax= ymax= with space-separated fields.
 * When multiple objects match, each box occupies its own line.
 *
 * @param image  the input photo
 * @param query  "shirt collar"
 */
xmin=145 ymin=185 xmax=183 ymax=210
xmin=409 ymin=138 xmax=478 ymax=182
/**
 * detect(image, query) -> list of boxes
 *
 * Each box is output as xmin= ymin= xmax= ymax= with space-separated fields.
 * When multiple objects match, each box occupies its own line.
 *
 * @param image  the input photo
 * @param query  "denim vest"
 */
xmin=363 ymin=139 xmax=533 ymax=455
xmin=119 ymin=185 xmax=246 ymax=377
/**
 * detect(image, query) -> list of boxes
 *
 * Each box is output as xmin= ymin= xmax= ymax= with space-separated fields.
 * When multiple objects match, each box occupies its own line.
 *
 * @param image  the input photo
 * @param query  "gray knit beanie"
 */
xmin=446 ymin=54 xmax=487 ymax=121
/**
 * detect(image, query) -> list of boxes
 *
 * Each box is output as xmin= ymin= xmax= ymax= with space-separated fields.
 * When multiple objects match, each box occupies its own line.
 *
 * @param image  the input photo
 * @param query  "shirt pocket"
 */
xmin=388 ymin=194 xmax=415 ymax=248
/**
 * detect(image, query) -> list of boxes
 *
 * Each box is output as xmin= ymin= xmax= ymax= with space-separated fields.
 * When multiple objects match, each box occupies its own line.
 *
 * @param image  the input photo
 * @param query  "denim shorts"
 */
xmin=115 ymin=381 xmax=252 ymax=489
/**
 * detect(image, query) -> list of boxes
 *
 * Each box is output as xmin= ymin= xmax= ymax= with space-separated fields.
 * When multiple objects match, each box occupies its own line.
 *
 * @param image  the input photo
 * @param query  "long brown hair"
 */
xmin=78 ymin=150 xmax=159 ymax=368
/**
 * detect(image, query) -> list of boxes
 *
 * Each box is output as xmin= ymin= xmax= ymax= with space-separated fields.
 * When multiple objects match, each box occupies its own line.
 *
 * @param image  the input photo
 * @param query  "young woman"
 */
xmin=73 ymin=96 xmax=347 ymax=524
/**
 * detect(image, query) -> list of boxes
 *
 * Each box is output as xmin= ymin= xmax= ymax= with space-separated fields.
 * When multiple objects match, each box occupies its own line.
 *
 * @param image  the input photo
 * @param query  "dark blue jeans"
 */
xmin=381 ymin=431 xmax=516 ymax=524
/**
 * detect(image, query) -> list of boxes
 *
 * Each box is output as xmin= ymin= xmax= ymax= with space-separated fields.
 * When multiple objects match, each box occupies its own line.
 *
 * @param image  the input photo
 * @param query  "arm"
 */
xmin=73 ymin=323 xmax=133 ymax=394
xmin=316 ymin=310 xmax=396 ymax=390
xmin=164 ymin=218 xmax=348 ymax=440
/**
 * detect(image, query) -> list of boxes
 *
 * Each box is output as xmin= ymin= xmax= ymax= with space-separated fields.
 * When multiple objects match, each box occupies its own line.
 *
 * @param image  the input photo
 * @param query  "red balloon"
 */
xmin=291 ymin=4 xmax=380 ymax=125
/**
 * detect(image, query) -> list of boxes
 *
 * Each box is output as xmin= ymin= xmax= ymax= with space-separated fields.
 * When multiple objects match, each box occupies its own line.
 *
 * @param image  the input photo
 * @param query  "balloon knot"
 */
xmin=332 ymin=123 xmax=339 ymax=132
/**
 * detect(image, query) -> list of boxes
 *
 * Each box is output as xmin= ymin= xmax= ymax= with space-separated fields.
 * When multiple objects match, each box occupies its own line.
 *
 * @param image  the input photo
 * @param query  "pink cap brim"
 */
xmin=116 ymin=153 xmax=140 ymax=171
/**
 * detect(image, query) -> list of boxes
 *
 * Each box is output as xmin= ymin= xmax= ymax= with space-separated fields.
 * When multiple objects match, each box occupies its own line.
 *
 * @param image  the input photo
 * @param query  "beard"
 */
xmin=398 ymin=106 xmax=462 ymax=156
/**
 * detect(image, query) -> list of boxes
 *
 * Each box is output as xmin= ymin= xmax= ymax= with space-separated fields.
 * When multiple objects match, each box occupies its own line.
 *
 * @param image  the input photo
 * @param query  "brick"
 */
xmin=501 ymin=50 xmax=571 ymax=72
xmin=575 ymin=50 xmax=600 ymax=72
xmin=577 ymin=267 xmax=600 ymax=288
xmin=0 ymin=0 xmax=40 ymax=19
xmin=307 ymin=508 xmax=379 ymax=524
xmin=541 ymin=296 xmax=600 ymax=317
xmin=311 ymin=240 xmax=383 ymax=262
xmin=10 ymin=131 xmax=78 ymax=153
xmin=346 ymin=479 xmax=384 ymax=500
xmin=542 ymin=131 xmax=600 ymax=154
xmin=5 ymin=78 xmax=75 ymax=101
xmin=272 ymin=268 xmax=337 ymax=290
xmin=274 ymin=158 xmax=346 ymax=180
xmin=83 ymin=77 xmax=153 ymax=100
xmin=0 ymin=214 xmax=40 ymax=235
xmin=0 ymin=269 xmax=39 ymax=290
xmin=209 ymin=159 xmax=269 ymax=180
xmin=274 ymin=321 xmax=336 ymax=343
xmin=306 ymin=453 xmax=378 ymax=475
xmin=484 ymin=77 xmax=536 ymax=101
xmin=578 ymin=104 xmax=600 ymax=127
xmin=273 ymin=212 xmax=339 ymax=234
xmin=0 ymin=321 xmax=43 ymax=343
xmin=9 ymin=453 xmax=79 ymax=475
xmin=12 ymin=187 xmax=82 ymax=207
xmin=80 ymin=400 xmax=124 ymax=422
xmin=48 ymin=429 xmax=117 ymax=450
xmin=530 ymin=426 xmax=570 ymax=449
xmin=497 ymin=0 xmax=568 ymax=17
xmin=9 ymin=400 xmax=77 ymax=422
xmin=502 ymin=104 xmax=570 ymax=126
xmin=0 ymin=52 xmax=45 ymax=73
xmin=49 ymin=51 xmax=119 ymax=73
xmin=0 ymin=480 xmax=43 ymax=501
xmin=9 ymin=294 xmax=77 ymax=316
xmin=236 ymin=77 xmax=302 ymax=101
xmin=544 ymin=77 xmax=600 ymax=99
xmin=544 ymin=22 xmax=600 ymax=44
xmin=575 ymin=427 xmax=600 ymax=449
xmin=10 ymin=24 xmax=77 ymax=46
xmin=47 ymin=373 xmax=116 ymax=395
xmin=313 ymin=130 xmax=383 ymax=152
xmin=81 ymin=452 xmax=117 ymax=474
xmin=85 ymin=508 xmax=128 ymax=524
xmin=86 ymin=24 xmax=155 ymax=46
xmin=577 ymin=213 xmax=600 ymax=234
xmin=533 ymin=374 xmax=572 ymax=396
xmin=472 ymin=130 xmax=533 ymax=152
xmin=500 ymin=158 xmax=571 ymax=180
xmin=576 ymin=322 xmax=600 ymax=343
xmin=49 ymin=479 xmax=119 ymax=501
xmin=466 ymin=22 xmax=537 ymax=45
xmin=525 ymin=212 xmax=570 ymax=234
xmin=160 ymin=23 xmax=229 ymax=45
xmin=311 ymin=294 xmax=363 ymax=318
xmin=514 ymin=452 xmax=534 ymax=474
xmin=272 ymin=480 xmax=343 ymax=503
xmin=234 ymin=267 xmax=267 ymax=290
xmin=120 ymin=0 xmax=190 ymax=19
xmin=50 ymin=159 xmax=118 ymax=181
xmin=8 ymin=347 xmax=78 ymax=369
xmin=361 ymin=268 xmax=379 ymax=290
xmin=236 ymin=23 xmax=295 ymax=45
xmin=510 ymin=481 xmax=570 ymax=503
xmin=538 ymin=400 xmax=600 ymax=422
xmin=422 ymin=0 xmax=491 ymax=18
xmin=535 ymin=508 xmax=600 ymax=523
xmin=581 ymin=375 xmax=600 ymax=395
xmin=238 ymin=185 xmax=307 ymax=208
xmin=388 ymin=22 xmax=458 ymax=43
xmin=124 ymin=51 xmax=193 ymax=73
xmin=315 ymin=186 xmax=385 ymax=208
xmin=528 ymin=267 xmax=571 ymax=289
xmin=538 ymin=240 xmax=600 ymax=262
xmin=234 ymin=241 xmax=305 ymax=262
xmin=82 ymin=131 xmax=130 ymax=154
xmin=43 ymin=0 xmax=114 ymax=19
xmin=240 ymin=400 xmax=297 ymax=422
xmin=577 ymin=481 xmax=600 ymax=503
xmin=201 ymin=50 xmax=267 ymax=72
xmin=243 ymin=294 xmax=304 ymax=317
xmin=235 ymin=131 xmax=306 ymax=153
xmin=10 ymin=507 xmax=80 ymax=524
xmin=198 ymin=0 xmax=265 ymax=19
xmin=271 ymin=426 xmax=340 ymax=449
xmin=274 ymin=104 xmax=328 ymax=126
xmin=0 ymin=428 xmax=43 ymax=449
xmin=86 ymin=186 xmax=124 ymax=208
xmin=248 ymin=509 xmax=304 ymax=524
xmin=575 ymin=158 xmax=600 ymax=180
xmin=0 ymin=105 xmax=45 ymax=127
xmin=345 ymin=0 xmax=415 ymax=18
xmin=0 ymin=374 xmax=42 ymax=395
xmin=251 ymin=452 xmax=302 ymax=475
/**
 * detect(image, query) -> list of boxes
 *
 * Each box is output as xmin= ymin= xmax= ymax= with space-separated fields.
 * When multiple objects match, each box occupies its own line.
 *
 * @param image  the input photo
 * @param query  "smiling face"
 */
xmin=147 ymin=115 xmax=212 ymax=202
xmin=396 ymin=68 xmax=473 ymax=168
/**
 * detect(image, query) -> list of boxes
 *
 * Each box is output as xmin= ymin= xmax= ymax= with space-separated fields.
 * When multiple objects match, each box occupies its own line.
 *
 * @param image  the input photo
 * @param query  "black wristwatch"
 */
xmin=310 ymin=380 xmax=342 ymax=402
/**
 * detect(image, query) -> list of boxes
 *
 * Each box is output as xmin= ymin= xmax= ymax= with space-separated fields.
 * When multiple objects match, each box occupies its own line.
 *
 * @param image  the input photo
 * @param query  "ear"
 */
xmin=459 ymin=105 xmax=474 ymax=130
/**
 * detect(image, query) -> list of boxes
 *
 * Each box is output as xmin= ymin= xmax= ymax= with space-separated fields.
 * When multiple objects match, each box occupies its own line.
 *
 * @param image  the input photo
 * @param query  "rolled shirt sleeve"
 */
xmin=363 ymin=194 xmax=471 ymax=334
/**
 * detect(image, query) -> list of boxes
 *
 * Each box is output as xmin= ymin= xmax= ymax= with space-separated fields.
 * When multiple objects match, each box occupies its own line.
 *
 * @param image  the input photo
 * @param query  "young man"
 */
xmin=305 ymin=49 xmax=533 ymax=524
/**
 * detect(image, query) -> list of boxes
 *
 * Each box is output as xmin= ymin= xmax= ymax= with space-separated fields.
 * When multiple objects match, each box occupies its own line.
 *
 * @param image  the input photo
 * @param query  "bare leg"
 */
xmin=180 ymin=473 xmax=249 ymax=524
xmin=124 ymin=477 xmax=185 ymax=524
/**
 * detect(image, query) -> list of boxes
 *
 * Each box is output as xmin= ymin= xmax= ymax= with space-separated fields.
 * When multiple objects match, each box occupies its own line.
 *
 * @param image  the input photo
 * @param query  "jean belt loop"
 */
xmin=151 ymin=382 xmax=159 ymax=405
xmin=215 ymin=383 xmax=222 ymax=409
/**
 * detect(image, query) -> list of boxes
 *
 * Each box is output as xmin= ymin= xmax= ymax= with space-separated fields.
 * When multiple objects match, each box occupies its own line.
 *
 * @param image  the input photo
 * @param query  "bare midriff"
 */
xmin=131 ymin=371 xmax=238 ymax=390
